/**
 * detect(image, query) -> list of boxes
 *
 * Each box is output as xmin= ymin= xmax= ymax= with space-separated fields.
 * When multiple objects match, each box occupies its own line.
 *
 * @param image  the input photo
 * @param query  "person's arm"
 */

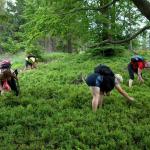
xmin=137 ymin=62 xmax=144 ymax=82
xmin=0 ymin=82 xmax=4 ymax=95
xmin=115 ymin=84 xmax=134 ymax=102
xmin=13 ymin=74 xmax=18 ymax=80
xmin=137 ymin=68 xmax=144 ymax=82
xmin=0 ymin=83 xmax=3 ymax=91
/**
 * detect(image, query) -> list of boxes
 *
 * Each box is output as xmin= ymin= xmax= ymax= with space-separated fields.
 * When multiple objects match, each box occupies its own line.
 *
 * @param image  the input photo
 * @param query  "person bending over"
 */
xmin=128 ymin=55 xmax=150 ymax=87
xmin=0 ymin=60 xmax=19 ymax=96
xmin=25 ymin=53 xmax=37 ymax=70
xmin=86 ymin=64 xmax=134 ymax=112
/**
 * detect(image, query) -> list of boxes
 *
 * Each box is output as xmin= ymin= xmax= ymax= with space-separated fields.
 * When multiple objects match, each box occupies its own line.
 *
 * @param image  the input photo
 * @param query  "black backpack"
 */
xmin=94 ymin=64 xmax=115 ymax=92
xmin=94 ymin=64 xmax=114 ymax=77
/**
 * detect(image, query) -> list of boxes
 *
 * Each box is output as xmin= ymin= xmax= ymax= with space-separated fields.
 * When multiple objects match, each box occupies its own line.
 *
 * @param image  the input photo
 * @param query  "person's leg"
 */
xmin=98 ymin=91 xmax=104 ymax=107
xmin=25 ymin=61 xmax=29 ymax=69
xmin=0 ymin=82 xmax=3 ymax=95
xmin=32 ymin=62 xmax=37 ymax=69
xmin=128 ymin=63 xmax=134 ymax=87
xmin=25 ymin=61 xmax=32 ymax=70
xmin=8 ymin=78 xmax=19 ymax=96
xmin=31 ymin=63 xmax=36 ymax=69
xmin=90 ymin=87 xmax=100 ymax=112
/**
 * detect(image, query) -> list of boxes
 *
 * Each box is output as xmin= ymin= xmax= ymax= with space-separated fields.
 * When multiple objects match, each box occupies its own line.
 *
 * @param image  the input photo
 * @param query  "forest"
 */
xmin=0 ymin=0 xmax=150 ymax=149
xmin=0 ymin=0 xmax=150 ymax=54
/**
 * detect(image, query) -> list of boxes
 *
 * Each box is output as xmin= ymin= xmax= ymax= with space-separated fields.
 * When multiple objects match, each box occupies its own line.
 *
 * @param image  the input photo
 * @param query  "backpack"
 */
xmin=0 ymin=60 xmax=11 ymax=69
xmin=26 ymin=55 xmax=36 ymax=64
xmin=94 ymin=64 xmax=115 ymax=92
xmin=94 ymin=64 xmax=114 ymax=77
xmin=100 ymin=75 xmax=115 ymax=93
xmin=131 ymin=55 xmax=144 ymax=63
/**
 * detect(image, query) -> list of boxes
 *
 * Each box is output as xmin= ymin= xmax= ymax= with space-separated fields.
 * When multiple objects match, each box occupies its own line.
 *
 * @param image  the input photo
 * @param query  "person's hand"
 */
xmin=106 ymin=92 xmax=111 ymax=96
xmin=139 ymin=78 xmax=144 ymax=83
xmin=128 ymin=97 xmax=135 ymax=102
xmin=138 ymin=76 xmax=144 ymax=83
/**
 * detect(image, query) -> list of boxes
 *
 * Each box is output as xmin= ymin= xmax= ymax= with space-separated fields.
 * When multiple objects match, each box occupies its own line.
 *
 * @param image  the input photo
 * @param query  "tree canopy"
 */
xmin=0 ymin=0 xmax=150 ymax=54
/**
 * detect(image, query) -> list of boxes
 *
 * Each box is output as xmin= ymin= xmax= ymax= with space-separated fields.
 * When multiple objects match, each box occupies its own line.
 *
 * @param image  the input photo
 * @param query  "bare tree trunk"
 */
xmin=129 ymin=41 xmax=133 ymax=50
xmin=101 ymin=0 xmax=110 ymax=41
xmin=129 ymin=0 xmax=133 ymax=51
xmin=132 ymin=0 xmax=150 ymax=21
xmin=142 ymin=32 xmax=146 ymax=50
xmin=47 ymin=36 xmax=52 ymax=52
xmin=100 ymin=0 xmax=114 ymax=56
xmin=43 ymin=35 xmax=56 ymax=52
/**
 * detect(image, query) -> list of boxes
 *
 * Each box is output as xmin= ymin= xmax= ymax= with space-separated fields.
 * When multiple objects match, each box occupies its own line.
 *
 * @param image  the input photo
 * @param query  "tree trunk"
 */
xmin=44 ymin=36 xmax=56 ymax=52
xmin=100 ymin=0 xmax=111 ymax=41
xmin=129 ymin=41 xmax=133 ymax=50
xmin=129 ymin=0 xmax=133 ymax=51
xmin=67 ymin=35 xmax=73 ymax=53
xmin=131 ymin=0 xmax=150 ymax=21
xmin=100 ymin=0 xmax=114 ymax=56
xmin=142 ymin=32 xmax=146 ymax=50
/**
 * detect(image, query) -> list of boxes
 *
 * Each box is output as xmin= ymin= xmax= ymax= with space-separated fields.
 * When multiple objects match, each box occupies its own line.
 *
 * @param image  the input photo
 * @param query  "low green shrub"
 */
xmin=0 ymin=51 xmax=150 ymax=149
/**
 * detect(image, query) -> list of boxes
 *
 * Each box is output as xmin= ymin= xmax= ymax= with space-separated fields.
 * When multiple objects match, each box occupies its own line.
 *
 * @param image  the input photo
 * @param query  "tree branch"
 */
xmin=92 ymin=24 xmax=150 ymax=47
xmin=99 ymin=0 xmax=119 ymax=10
xmin=64 ymin=0 xmax=119 ymax=14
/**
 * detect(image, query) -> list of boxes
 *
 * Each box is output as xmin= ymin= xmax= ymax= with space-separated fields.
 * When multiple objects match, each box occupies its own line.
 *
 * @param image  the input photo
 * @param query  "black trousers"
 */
xmin=7 ymin=78 xmax=19 ymax=96
xmin=25 ymin=60 xmax=32 ymax=68
xmin=128 ymin=63 xmax=138 ymax=80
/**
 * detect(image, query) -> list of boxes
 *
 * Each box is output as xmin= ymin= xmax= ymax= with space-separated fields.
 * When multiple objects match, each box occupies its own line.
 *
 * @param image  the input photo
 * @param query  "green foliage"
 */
xmin=0 ymin=51 xmax=150 ymax=149
xmin=0 ymin=0 xmax=148 ymax=54
xmin=25 ymin=44 xmax=42 ymax=59
xmin=20 ymin=0 xmax=91 ymax=52
xmin=1 ymin=37 xmax=21 ymax=53
xmin=0 ymin=0 xmax=26 ymax=54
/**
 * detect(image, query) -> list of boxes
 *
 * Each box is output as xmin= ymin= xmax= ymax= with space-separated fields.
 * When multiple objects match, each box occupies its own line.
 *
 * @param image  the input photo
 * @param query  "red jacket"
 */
xmin=131 ymin=61 xmax=145 ymax=71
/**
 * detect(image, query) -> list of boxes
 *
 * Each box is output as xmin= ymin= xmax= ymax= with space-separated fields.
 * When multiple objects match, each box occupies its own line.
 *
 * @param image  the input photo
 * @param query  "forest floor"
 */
xmin=0 ymin=50 xmax=150 ymax=149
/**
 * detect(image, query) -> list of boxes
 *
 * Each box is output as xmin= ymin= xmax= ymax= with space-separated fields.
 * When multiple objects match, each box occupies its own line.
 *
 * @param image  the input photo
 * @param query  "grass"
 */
xmin=0 ymin=50 xmax=150 ymax=149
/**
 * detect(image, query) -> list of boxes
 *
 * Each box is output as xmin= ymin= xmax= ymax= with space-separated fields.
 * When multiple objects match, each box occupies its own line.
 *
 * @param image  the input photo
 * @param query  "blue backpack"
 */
xmin=131 ymin=55 xmax=144 ymax=62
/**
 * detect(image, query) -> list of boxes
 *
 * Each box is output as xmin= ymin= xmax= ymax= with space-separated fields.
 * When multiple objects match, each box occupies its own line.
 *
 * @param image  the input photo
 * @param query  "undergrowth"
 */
xmin=0 ymin=51 xmax=150 ymax=149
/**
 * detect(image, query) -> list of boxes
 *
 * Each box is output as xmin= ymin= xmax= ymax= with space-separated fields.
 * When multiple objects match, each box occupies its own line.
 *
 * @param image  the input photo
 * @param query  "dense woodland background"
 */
xmin=1 ymin=0 xmax=150 ymax=55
